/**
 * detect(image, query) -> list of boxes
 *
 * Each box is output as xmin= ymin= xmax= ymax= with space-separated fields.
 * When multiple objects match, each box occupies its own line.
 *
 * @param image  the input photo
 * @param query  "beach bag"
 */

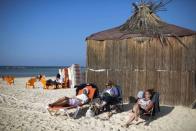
xmin=86 ymin=107 xmax=95 ymax=117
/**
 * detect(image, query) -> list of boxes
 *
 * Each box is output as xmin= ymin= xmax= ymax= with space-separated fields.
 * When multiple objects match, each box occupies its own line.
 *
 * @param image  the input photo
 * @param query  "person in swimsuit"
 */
xmin=124 ymin=89 xmax=154 ymax=127
xmin=48 ymin=88 xmax=89 ymax=107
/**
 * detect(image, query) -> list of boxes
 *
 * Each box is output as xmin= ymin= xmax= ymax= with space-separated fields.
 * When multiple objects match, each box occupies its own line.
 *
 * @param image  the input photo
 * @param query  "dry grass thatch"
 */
xmin=119 ymin=0 xmax=183 ymax=46
xmin=120 ymin=0 xmax=172 ymax=34
xmin=86 ymin=0 xmax=195 ymax=41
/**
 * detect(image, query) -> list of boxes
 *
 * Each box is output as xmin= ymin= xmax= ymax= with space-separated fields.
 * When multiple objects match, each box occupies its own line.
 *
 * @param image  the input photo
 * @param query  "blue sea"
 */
xmin=0 ymin=66 xmax=86 ymax=77
xmin=0 ymin=66 xmax=67 ymax=77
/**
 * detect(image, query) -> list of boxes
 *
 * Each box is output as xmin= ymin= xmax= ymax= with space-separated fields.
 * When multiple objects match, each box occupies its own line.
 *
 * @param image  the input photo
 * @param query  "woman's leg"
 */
xmin=125 ymin=104 xmax=140 ymax=127
xmin=49 ymin=96 xmax=69 ymax=107
xmin=51 ymin=99 xmax=69 ymax=107
xmin=133 ymin=104 xmax=140 ymax=121
xmin=125 ymin=112 xmax=136 ymax=126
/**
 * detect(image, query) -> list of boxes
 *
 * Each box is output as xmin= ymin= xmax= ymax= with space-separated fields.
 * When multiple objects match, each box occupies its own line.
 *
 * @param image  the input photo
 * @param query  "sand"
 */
xmin=0 ymin=77 xmax=196 ymax=131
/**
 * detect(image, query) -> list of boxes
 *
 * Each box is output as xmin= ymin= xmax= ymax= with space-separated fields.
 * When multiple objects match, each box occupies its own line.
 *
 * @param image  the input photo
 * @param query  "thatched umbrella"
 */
xmin=86 ymin=0 xmax=196 ymax=106
xmin=87 ymin=0 xmax=194 ymax=40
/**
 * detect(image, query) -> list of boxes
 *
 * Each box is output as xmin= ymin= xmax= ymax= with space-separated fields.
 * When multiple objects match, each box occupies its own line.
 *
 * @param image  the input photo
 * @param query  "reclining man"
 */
xmin=96 ymin=81 xmax=120 ymax=110
xmin=48 ymin=88 xmax=89 ymax=107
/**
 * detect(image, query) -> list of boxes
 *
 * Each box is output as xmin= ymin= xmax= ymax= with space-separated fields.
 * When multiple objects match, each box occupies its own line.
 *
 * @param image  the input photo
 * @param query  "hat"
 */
xmin=105 ymin=80 xmax=113 ymax=86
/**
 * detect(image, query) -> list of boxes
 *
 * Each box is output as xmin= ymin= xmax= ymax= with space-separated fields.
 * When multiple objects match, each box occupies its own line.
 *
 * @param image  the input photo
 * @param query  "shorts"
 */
xmin=68 ymin=98 xmax=81 ymax=106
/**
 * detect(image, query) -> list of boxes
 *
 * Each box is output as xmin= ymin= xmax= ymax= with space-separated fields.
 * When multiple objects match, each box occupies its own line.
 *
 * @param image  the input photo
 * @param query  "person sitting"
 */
xmin=124 ymin=89 xmax=154 ymax=127
xmin=97 ymin=81 xmax=120 ymax=110
xmin=55 ymin=73 xmax=63 ymax=83
xmin=45 ymin=73 xmax=64 ymax=89
xmin=48 ymin=88 xmax=89 ymax=107
xmin=37 ymin=74 xmax=44 ymax=81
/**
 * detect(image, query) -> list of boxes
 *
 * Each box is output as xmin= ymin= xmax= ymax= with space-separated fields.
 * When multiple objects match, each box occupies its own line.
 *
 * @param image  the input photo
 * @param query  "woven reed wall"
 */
xmin=86 ymin=36 xmax=196 ymax=106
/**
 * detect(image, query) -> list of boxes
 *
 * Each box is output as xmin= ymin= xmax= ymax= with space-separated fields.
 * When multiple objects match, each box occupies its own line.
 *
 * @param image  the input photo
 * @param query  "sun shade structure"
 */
xmin=85 ymin=0 xmax=196 ymax=106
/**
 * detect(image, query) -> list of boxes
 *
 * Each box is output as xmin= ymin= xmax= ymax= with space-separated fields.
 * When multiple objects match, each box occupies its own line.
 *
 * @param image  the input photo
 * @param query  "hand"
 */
xmin=138 ymin=101 xmax=142 ymax=105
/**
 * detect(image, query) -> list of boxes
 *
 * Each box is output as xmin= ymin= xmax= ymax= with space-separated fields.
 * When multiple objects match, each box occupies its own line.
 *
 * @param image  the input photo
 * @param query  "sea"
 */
xmin=0 ymin=66 xmax=86 ymax=77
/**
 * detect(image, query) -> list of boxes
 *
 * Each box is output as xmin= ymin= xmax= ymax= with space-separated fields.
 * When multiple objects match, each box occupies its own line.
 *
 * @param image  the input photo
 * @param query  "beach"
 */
xmin=0 ymin=77 xmax=196 ymax=131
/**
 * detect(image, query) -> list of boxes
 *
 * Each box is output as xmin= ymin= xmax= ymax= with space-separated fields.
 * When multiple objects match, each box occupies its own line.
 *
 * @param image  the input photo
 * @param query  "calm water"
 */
xmin=0 ymin=66 xmax=67 ymax=77
xmin=0 ymin=66 xmax=86 ymax=77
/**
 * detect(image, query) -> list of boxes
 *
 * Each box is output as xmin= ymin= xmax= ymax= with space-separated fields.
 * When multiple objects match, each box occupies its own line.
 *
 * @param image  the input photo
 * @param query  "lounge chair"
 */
xmin=53 ymin=77 xmax=69 ymax=89
xmin=47 ymin=85 xmax=97 ymax=119
xmin=3 ymin=76 xmax=14 ymax=85
xmin=61 ymin=77 xmax=69 ymax=88
xmin=137 ymin=91 xmax=160 ymax=120
xmin=45 ymin=77 xmax=69 ymax=89
xmin=26 ymin=77 xmax=36 ymax=88
xmin=102 ymin=86 xmax=124 ymax=112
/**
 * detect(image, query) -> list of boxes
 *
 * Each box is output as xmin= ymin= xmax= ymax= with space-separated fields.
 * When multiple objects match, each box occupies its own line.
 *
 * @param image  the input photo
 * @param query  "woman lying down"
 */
xmin=48 ymin=88 xmax=89 ymax=107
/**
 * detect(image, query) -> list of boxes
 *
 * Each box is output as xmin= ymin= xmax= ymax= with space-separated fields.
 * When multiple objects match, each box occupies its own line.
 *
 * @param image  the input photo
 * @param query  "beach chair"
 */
xmin=47 ymin=85 xmax=96 ymax=119
xmin=104 ymin=86 xmax=124 ymax=112
xmin=45 ymin=80 xmax=56 ymax=89
xmin=4 ymin=76 xmax=14 ymax=85
xmin=53 ymin=78 xmax=69 ymax=89
xmin=26 ymin=77 xmax=36 ymax=88
xmin=138 ymin=91 xmax=160 ymax=120
xmin=150 ymin=92 xmax=160 ymax=116
xmin=2 ymin=76 xmax=5 ymax=81
xmin=61 ymin=77 xmax=69 ymax=88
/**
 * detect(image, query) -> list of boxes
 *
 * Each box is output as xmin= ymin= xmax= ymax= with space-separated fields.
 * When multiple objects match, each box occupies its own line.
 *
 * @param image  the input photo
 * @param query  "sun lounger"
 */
xmin=61 ymin=77 xmax=69 ymax=88
xmin=47 ymin=85 xmax=96 ymax=118
xmin=3 ymin=76 xmax=15 ymax=85
xmin=26 ymin=77 xmax=36 ymax=88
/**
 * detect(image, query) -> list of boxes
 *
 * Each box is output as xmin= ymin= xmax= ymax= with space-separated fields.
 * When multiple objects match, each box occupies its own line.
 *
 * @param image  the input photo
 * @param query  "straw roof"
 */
xmin=86 ymin=0 xmax=196 ymax=41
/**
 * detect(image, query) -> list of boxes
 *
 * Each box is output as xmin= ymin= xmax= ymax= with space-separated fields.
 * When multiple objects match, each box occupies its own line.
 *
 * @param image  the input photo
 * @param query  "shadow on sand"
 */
xmin=143 ymin=105 xmax=174 ymax=126
xmin=113 ymin=103 xmax=175 ymax=126
xmin=71 ymin=106 xmax=89 ymax=119
xmin=68 ymin=103 xmax=174 ymax=122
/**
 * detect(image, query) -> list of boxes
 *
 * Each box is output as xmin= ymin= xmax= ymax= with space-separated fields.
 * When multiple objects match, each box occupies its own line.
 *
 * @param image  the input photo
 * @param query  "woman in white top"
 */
xmin=124 ymin=89 xmax=154 ymax=127
xmin=48 ymin=88 xmax=89 ymax=107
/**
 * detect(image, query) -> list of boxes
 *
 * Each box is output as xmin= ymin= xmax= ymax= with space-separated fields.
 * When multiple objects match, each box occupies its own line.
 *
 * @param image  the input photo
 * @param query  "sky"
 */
xmin=0 ymin=0 xmax=196 ymax=66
